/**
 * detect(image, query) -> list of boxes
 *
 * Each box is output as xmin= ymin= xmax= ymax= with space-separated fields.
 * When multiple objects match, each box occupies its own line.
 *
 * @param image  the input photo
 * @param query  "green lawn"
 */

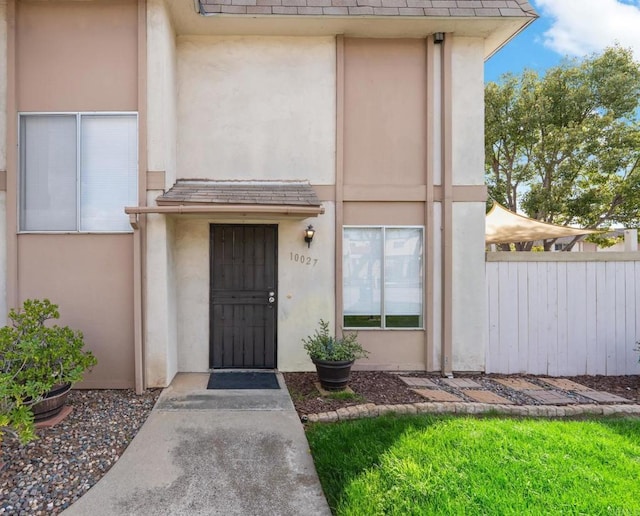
xmin=306 ymin=414 xmax=640 ymax=515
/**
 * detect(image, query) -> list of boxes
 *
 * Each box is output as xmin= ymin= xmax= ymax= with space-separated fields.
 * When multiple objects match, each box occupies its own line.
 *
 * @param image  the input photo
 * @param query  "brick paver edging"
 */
xmin=301 ymin=402 xmax=640 ymax=423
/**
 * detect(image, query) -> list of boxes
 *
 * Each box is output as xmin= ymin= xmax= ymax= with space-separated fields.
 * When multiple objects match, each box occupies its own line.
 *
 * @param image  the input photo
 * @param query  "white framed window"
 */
xmin=343 ymin=226 xmax=424 ymax=329
xmin=19 ymin=113 xmax=138 ymax=232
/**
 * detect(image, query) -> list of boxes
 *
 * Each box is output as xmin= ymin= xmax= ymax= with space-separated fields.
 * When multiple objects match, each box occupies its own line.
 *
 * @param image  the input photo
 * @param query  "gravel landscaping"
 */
xmin=1 ymin=372 xmax=638 ymax=515
xmin=0 ymin=389 xmax=160 ymax=515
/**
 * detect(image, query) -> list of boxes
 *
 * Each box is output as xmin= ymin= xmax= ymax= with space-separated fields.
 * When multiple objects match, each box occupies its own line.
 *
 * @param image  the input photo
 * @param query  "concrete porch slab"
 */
xmin=155 ymin=372 xmax=294 ymax=411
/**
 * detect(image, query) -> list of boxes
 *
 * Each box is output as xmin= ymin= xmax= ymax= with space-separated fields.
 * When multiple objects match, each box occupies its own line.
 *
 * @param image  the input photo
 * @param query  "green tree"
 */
xmin=485 ymin=46 xmax=640 ymax=251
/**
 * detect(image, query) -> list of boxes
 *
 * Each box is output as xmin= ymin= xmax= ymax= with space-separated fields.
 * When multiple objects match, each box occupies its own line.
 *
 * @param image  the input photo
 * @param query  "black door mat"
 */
xmin=207 ymin=372 xmax=280 ymax=390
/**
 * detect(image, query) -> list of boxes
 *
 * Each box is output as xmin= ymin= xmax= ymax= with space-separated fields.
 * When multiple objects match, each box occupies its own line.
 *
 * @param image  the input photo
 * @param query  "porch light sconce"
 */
xmin=434 ymin=32 xmax=444 ymax=44
xmin=304 ymin=225 xmax=316 ymax=248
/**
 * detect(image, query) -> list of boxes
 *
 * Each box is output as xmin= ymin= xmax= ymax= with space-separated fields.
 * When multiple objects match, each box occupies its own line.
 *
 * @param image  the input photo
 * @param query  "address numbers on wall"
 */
xmin=289 ymin=252 xmax=318 ymax=267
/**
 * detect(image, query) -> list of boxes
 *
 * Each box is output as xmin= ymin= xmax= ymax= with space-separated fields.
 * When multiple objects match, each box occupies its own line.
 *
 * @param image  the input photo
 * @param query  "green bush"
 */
xmin=303 ymin=319 xmax=368 ymax=362
xmin=0 ymin=299 xmax=97 ymax=443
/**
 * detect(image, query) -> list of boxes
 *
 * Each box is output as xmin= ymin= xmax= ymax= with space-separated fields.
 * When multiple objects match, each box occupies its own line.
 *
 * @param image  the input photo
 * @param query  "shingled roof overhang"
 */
xmin=125 ymin=180 xmax=324 ymax=219
xmin=170 ymin=0 xmax=538 ymax=58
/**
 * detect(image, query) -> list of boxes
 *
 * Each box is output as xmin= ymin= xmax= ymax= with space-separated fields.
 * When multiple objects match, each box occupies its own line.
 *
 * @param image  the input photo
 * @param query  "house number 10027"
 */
xmin=290 ymin=252 xmax=318 ymax=267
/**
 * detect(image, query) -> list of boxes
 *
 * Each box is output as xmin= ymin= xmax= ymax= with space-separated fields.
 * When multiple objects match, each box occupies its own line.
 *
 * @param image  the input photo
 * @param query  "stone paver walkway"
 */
xmin=493 ymin=378 xmax=543 ymax=391
xmin=400 ymin=377 xmax=438 ymax=388
xmin=523 ymin=389 xmax=576 ymax=405
xmin=464 ymin=389 xmax=514 ymax=405
xmin=414 ymin=389 xmax=463 ymax=402
xmin=302 ymin=375 xmax=640 ymax=424
xmin=538 ymin=378 xmax=594 ymax=391
xmin=579 ymin=391 xmax=632 ymax=403
xmin=442 ymin=378 xmax=482 ymax=389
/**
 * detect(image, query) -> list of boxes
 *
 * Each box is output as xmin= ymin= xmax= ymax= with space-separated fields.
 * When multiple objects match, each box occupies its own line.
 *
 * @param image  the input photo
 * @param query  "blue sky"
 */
xmin=485 ymin=0 xmax=640 ymax=83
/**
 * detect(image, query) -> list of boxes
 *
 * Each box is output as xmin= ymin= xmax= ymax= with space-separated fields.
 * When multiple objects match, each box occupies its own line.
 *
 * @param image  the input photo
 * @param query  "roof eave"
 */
xmin=126 ymin=203 xmax=325 ymax=218
xmin=168 ymin=0 xmax=537 ymax=57
xmin=484 ymin=14 xmax=538 ymax=62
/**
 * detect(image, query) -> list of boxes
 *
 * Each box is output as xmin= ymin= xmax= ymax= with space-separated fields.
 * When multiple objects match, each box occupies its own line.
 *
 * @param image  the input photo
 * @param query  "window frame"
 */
xmin=342 ymin=225 xmax=425 ymax=331
xmin=18 ymin=111 xmax=139 ymax=234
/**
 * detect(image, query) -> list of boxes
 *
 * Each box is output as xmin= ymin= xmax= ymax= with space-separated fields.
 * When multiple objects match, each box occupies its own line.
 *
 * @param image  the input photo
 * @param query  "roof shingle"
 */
xmin=157 ymin=180 xmax=322 ymax=208
xmin=199 ymin=0 xmax=536 ymax=17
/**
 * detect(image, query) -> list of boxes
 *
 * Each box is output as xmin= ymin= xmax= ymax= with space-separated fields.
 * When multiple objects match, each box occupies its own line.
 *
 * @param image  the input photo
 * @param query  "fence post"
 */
xmin=624 ymin=229 xmax=638 ymax=252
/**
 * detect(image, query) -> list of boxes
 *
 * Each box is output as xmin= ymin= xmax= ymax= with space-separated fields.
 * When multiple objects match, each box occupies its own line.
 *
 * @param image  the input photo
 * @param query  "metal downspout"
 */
xmin=130 ymin=214 xmax=144 ymax=394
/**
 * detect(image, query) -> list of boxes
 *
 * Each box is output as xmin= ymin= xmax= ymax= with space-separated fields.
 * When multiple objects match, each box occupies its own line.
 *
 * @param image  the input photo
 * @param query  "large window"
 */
xmin=343 ymin=226 xmax=423 ymax=329
xmin=19 ymin=113 xmax=138 ymax=232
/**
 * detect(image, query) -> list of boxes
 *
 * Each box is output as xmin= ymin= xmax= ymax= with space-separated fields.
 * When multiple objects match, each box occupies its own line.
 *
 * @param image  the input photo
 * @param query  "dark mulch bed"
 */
xmin=283 ymin=371 xmax=640 ymax=418
xmin=572 ymin=375 xmax=640 ymax=402
xmin=284 ymin=371 xmax=426 ymax=417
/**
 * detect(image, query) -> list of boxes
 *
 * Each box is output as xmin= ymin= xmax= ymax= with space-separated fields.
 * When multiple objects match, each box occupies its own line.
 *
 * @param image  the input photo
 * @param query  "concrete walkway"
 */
xmin=62 ymin=373 xmax=331 ymax=516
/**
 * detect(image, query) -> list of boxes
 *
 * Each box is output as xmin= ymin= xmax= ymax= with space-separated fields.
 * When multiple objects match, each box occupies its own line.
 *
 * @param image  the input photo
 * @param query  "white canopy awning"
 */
xmin=486 ymin=203 xmax=599 ymax=244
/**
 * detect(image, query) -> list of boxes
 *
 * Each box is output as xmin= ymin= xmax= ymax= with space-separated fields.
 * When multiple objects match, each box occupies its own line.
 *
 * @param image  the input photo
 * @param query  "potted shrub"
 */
xmin=303 ymin=319 xmax=368 ymax=391
xmin=0 ymin=299 xmax=97 ymax=443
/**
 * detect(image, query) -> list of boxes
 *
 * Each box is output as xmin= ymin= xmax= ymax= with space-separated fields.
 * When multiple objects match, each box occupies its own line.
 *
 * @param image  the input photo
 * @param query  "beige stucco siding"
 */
xmin=352 ymin=331 xmax=425 ymax=371
xmin=430 ymin=201 xmax=443 ymax=369
xmin=0 ymin=194 xmax=6 ymax=327
xmin=172 ymin=212 xmax=335 ymax=376
xmin=174 ymin=218 xmax=208 ymax=374
xmin=277 ymin=207 xmax=335 ymax=371
xmin=450 ymin=36 xmax=486 ymax=370
xmin=0 ymin=3 xmax=7 ymax=326
xmin=340 ymin=38 xmax=429 ymax=370
xmin=343 ymin=202 xmax=425 ymax=226
xmin=343 ymin=38 xmax=427 ymax=187
xmin=0 ymin=1 xmax=6 ymax=172
xmin=3 ymin=2 xmax=520 ymax=387
xmin=451 ymin=36 xmax=485 ymax=186
xmin=15 ymin=0 xmax=138 ymax=112
xmin=122 ymin=28 xmax=487 ymax=382
xmin=176 ymin=36 xmax=336 ymax=184
xmin=11 ymin=0 xmax=139 ymax=388
xmin=145 ymin=207 xmax=179 ymax=387
xmin=144 ymin=0 xmax=179 ymax=387
xmin=17 ymin=235 xmax=135 ymax=388
xmin=147 ymin=0 xmax=177 ymax=188
xmin=451 ymin=203 xmax=486 ymax=370
xmin=141 ymin=32 xmax=338 ymax=384
xmin=342 ymin=200 xmax=428 ymax=369
xmin=339 ymin=36 xmax=487 ymax=373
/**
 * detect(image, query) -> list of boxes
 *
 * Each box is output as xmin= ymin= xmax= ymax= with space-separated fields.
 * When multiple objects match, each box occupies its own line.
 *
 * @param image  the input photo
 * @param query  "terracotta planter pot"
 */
xmin=312 ymin=359 xmax=354 ymax=391
xmin=31 ymin=383 xmax=72 ymax=422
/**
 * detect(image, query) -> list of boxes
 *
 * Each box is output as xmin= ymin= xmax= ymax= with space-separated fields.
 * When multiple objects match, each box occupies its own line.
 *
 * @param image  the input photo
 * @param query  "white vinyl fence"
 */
xmin=486 ymin=252 xmax=640 ymax=376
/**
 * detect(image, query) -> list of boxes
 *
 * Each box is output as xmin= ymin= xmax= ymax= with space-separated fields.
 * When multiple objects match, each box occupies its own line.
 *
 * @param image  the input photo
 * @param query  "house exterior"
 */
xmin=0 ymin=0 xmax=536 ymax=391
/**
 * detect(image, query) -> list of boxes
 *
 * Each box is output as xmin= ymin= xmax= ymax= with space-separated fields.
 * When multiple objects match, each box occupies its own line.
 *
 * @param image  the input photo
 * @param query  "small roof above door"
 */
xmin=154 ymin=179 xmax=324 ymax=218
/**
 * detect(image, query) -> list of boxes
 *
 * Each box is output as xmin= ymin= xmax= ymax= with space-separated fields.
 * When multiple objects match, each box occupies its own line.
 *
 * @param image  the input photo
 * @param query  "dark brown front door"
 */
xmin=209 ymin=224 xmax=277 ymax=368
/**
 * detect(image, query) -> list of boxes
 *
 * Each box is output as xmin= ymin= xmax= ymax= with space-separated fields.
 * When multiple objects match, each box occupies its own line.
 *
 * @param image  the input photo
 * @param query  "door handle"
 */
xmin=268 ymin=291 xmax=276 ymax=304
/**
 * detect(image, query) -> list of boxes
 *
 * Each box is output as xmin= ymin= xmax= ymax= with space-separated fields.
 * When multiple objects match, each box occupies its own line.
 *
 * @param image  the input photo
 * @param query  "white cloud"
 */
xmin=535 ymin=0 xmax=640 ymax=58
